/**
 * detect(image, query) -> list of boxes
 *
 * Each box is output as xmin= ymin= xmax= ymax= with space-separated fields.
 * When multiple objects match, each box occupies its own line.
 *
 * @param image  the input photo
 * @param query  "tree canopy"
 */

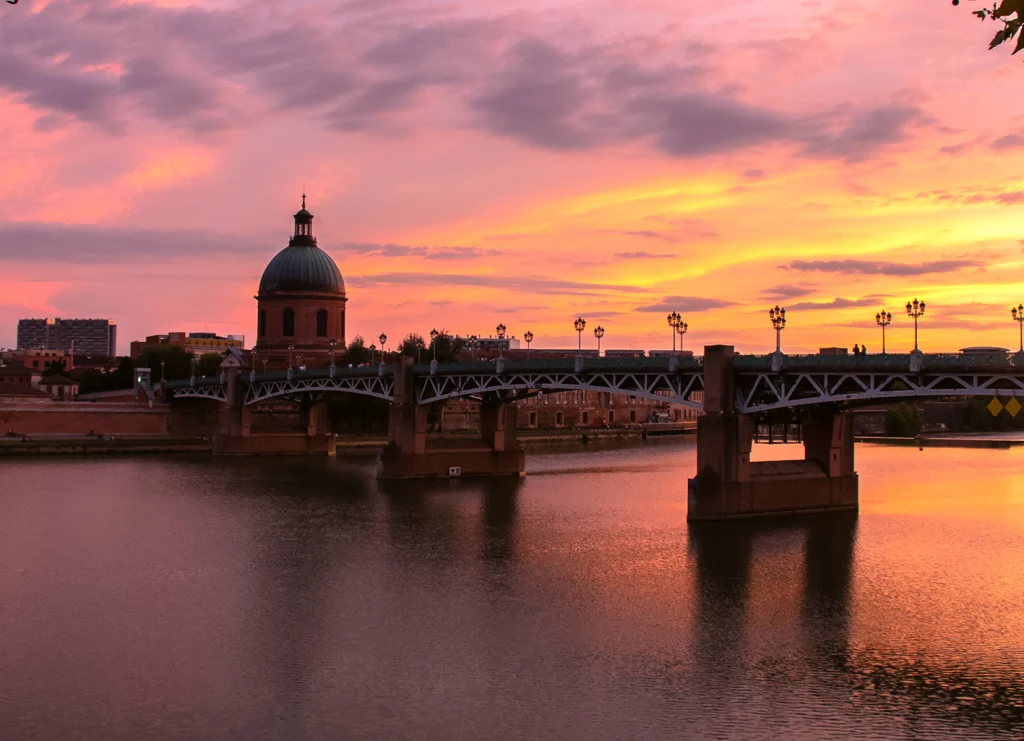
xmin=344 ymin=336 xmax=372 ymax=366
xmin=399 ymin=333 xmax=426 ymax=360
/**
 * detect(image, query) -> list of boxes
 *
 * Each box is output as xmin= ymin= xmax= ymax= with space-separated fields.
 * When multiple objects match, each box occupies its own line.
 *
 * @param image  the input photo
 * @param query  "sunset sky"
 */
xmin=2 ymin=0 xmax=1023 ymax=355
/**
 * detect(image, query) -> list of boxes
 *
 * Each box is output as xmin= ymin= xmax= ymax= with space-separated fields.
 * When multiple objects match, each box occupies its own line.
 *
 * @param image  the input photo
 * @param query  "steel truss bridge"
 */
xmin=163 ymin=352 xmax=1024 ymax=413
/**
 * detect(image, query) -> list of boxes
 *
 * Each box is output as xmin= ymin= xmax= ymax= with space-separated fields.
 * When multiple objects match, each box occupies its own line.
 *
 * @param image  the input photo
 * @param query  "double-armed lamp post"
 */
xmin=676 ymin=320 xmax=688 ymax=353
xmin=906 ymin=298 xmax=925 ymax=351
xmin=769 ymin=306 xmax=786 ymax=352
xmin=1013 ymin=304 xmax=1024 ymax=353
xmin=524 ymin=330 xmax=534 ymax=353
xmin=666 ymin=312 xmax=681 ymax=352
xmin=496 ymin=323 xmax=507 ymax=359
xmin=875 ymin=310 xmax=892 ymax=354
xmin=574 ymin=317 xmax=586 ymax=354
xmin=594 ymin=325 xmax=605 ymax=356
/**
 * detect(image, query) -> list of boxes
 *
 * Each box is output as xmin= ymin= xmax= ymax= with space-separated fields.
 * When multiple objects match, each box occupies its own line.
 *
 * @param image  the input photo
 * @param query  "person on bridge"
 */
xmin=852 ymin=345 xmax=860 ymax=356
xmin=861 ymin=344 xmax=867 ymax=355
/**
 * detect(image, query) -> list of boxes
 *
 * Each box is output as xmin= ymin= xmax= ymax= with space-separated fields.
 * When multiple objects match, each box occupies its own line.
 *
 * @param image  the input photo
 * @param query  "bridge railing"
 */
xmin=409 ymin=356 xmax=703 ymax=375
xmin=734 ymin=352 xmax=1017 ymax=372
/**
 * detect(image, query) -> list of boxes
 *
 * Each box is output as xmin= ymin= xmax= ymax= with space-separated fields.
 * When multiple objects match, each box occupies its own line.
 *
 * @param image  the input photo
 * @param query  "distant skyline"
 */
xmin=2 ymin=0 xmax=1023 ymax=355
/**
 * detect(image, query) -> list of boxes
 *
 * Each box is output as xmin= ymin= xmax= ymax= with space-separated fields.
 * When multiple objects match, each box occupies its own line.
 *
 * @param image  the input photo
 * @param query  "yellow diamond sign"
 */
xmin=1007 ymin=397 xmax=1022 ymax=417
xmin=988 ymin=397 xmax=1004 ymax=416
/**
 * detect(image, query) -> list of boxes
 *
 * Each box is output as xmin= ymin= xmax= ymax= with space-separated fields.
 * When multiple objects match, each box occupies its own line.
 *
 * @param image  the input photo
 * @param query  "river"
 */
xmin=0 ymin=441 xmax=1022 ymax=740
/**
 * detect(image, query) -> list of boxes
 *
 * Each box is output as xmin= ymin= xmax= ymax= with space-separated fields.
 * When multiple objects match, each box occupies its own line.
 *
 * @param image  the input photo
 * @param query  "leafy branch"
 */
xmin=962 ymin=0 xmax=1024 ymax=54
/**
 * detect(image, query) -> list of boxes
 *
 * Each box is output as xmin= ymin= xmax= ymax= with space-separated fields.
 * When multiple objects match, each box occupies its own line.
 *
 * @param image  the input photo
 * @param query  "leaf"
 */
xmin=990 ymin=27 xmax=1011 ymax=48
xmin=1014 ymin=26 xmax=1024 ymax=53
xmin=996 ymin=0 xmax=1024 ymax=18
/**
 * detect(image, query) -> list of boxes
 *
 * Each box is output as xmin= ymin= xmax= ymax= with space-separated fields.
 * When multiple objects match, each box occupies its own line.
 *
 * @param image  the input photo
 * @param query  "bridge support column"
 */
xmin=378 ymin=357 xmax=524 ymax=479
xmin=214 ymin=366 xmax=335 ymax=456
xmin=687 ymin=345 xmax=858 ymax=520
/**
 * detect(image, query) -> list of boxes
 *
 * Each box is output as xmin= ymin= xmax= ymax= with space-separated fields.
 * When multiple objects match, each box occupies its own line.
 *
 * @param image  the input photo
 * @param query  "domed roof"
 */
xmin=259 ymin=244 xmax=345 ymax=295
xmin=258 ymin=196 xmax=345 ymax=295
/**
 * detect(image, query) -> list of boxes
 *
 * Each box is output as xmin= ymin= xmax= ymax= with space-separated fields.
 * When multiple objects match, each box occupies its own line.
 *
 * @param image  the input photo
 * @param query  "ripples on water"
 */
xmin=0 ymin=441 xmax=1023 ymax=740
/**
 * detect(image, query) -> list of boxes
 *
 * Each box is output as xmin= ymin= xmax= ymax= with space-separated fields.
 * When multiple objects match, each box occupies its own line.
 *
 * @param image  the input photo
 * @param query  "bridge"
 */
xmin=164 ymin=346 xmax=1024 ymax=520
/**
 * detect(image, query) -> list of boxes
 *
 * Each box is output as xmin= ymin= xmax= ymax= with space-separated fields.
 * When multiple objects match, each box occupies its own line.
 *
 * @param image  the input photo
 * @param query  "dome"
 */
xmin=259 ymin=244 xmax=345 ymax=295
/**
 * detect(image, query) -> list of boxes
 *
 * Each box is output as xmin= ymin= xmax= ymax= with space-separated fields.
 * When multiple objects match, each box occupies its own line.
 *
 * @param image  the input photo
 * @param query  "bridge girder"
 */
xmin=415 ymin=370 xmax=705 ymax=408
xmin=735 ymin=370 xmax=1024 ymax=413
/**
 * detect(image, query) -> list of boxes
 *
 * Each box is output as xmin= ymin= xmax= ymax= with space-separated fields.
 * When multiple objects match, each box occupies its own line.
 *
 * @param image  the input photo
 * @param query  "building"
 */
xmin=0 ymin=362 xmax=39 ymax=388
xmin=1 ymin=348 xmax=70 ymax=371
xmin=605 ymin=349 xmax=647 ymax=358
xmin=37 ymin=375 xmax=79 ymax=401
xmin=254 ymin=196 xmax=347 ymax=369
xmin=17 ymin=318 xmax=117 ymax=356
xmin=130 ymin=332 xmax=245 ymax=359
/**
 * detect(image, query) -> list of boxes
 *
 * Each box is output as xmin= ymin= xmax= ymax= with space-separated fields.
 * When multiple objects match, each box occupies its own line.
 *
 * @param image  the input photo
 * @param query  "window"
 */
xmin=582 ymin=411 xmax=590 ymax=424
xmin=555 ymin=411 xmax=564 ymax=426
xmin=674 ymin=410 xmax=681 ymax=421
xmin=258 ymin=309 xmax=266 ymax=338
xmin=283 ymin=308 xmax=295 ymax=337
xmin=630 ymin=410 xmax=636 ymax=423
xmin=608 ymin=410 xmax=615 ymax=424
xmin=529 ymin=411 xmax=537 ymax=427
xmin=316 ymin=309 xmax=328 ymax=337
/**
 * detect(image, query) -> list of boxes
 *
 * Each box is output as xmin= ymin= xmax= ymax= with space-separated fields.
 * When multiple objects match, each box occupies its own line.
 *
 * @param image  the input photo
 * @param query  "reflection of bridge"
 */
xmin=164 ymin=346 xmax=1024 ymax=519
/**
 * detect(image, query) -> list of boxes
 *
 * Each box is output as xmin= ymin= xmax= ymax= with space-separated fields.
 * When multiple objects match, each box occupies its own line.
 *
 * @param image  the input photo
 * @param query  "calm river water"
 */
xmin=1 ymin=441 xmax=1023 ymax=740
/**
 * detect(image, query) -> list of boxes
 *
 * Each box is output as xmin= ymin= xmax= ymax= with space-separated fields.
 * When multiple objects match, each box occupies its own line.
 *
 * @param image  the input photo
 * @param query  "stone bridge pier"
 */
xmin=378 ymin=357 xmax=525 ymax=479
xmin=687 ymin=345 xmax=858 ymax=520
xmin=213 ymin=366 xmax=335 ymax=455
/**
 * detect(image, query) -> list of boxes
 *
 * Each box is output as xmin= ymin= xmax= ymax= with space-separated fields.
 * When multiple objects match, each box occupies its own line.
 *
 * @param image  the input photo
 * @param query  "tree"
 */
xmin=344 ymin=335 xmax=372 ymax=366
xmin=43 ymin=359 xmax=67 ymax=376
xmin=114 ymin=357 xmax=135 ymax=390
xmin=399 ymin=333 xmax=426 ymax=361
xmin=884 ymin=402 xmax=924 ymax=437
xmin=960 ymin=0 xmax=1024 ymax=55
xmin=198 ymin=352 xmax=222 ymax=377
xmin=429 ymin=330 xmax=464 ymax=363
xmin=135 ymin=345 xmax=194 ymax=382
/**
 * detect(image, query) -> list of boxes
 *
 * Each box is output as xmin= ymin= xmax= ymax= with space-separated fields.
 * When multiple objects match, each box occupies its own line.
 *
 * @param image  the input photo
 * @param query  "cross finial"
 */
xmin=301 ymin=192 xmax=306 ymax=209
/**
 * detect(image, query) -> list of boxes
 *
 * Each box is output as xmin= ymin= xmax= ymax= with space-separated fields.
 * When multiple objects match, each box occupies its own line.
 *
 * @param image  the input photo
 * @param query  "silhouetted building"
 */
xmin=130 ymin=332 xmax=245 ymax=359
xmin=17 ymin=318 xmax=117 ymax=356
xmin=254 ymin=196 xmax=347 ymax=369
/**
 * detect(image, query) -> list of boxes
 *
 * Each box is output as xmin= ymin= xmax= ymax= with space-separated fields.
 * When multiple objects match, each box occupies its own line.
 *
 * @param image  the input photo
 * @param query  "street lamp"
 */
xmin=905 ymin=298 xmax=925 ymax=351
xmin=666 ymin=312 xmax=681 ymax=352
xmin=328 ymin=339 xmax=336 ymax=374
xmin=430 ymin=328 xmax=439 ymax=361
xmin=379 ymin=333 xmax=387 ymax=361
xmin=190 ymin=355 xmax=196 ymax=379
xmin=496 ymin=323 xmax=507 ymax=358
xmin=159 ymin=359 xmax=166 ymax=383
xmin=594 ymin=325 xmax=605 ymax=356
xmin=574 ymin=317 xmax=586 ymax=354
xmin=875 ymin=310 xmax=892 ymax=354
xmin=288 ymin=344 xmax=295 ymax=370
xmin=524 ymin=330 xmax=534 ymax=353
xmin=469 ymin=335 xmax=478 ymax=362
xmin=676 ymin=320 xmax=688 ymax=354
xmin=1013 ymin=304 xmax=1024 ymax=353
xmin=369 ymin=343 xmax=377 ymax=365
xmin=769 ymin=306 xmax=786 ymax=353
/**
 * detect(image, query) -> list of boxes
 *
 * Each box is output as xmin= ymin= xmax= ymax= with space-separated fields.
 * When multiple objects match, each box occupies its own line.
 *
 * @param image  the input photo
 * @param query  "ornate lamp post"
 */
xmin=769 ymin=306 xmax=786 ymax=352
xmin=905 ymin=298 xmax=925 ymax=351
xmin=469 ymin=335 xmax=478 ymax=362
xmin=328 ymin=339 xmax=336 ymax=375
xmin=676 ymin=320 xmax=688 ymax=353
xmin=288 ymin=344 xmax=295 ymax=371
xmin=430 ymin=328 xmax=439 ymax=361
xmin=378 ymin=333 xmax=387 ymax=361
xmin=875 ymin=310 xmax=892 ymax=354
xmin=159 ymin=359 xmax=166 ymax=383
xmin=574 ymin=317 xmax=586 ymax=354
xmin=524 ymin=330 xmax=534 ymax=353
xmin=594 ymin=325 xmax=605 ymax=356
xmin=496 ymin=323 xmax=507 ymax=359
xmin=666 ymin=311 xmax=681 ymax=352
xmin=369 ymin=343 xmax=377 ymax=365
xmin=190 ymin=355 xmax=196 ymax=379
xmin=1013 ymin=304 xmax=1024 ymax=353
